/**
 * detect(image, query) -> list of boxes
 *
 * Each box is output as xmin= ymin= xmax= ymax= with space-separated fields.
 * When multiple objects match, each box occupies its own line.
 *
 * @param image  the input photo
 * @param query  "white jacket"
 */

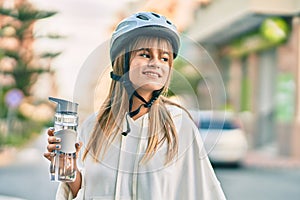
xmin=56 ymin=105 xmax=226 ymax=200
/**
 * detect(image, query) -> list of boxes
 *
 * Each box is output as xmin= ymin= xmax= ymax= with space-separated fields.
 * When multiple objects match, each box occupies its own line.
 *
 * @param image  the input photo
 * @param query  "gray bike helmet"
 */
xmin=110 ymin=11 xmax=180 ymax=63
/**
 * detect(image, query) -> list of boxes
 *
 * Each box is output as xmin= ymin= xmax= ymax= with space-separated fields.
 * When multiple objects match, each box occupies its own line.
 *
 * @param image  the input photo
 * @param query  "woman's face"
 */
xmin=129 ymin=38 xmax=173 ymax=96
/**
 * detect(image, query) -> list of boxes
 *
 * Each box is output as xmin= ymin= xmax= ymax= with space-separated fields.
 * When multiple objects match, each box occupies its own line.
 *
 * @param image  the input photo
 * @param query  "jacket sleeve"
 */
xmin=194 ymin=131 xmax=227 ymax=200
xmin=175 ymin=110 xmax=227 ymax=200
xmin=55 ymin=169 xmax=85 ymax=200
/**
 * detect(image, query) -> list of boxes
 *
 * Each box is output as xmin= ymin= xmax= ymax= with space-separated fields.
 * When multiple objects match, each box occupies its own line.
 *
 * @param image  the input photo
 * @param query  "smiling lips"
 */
xmin=142 ymin=71 xmax=161 ymax=78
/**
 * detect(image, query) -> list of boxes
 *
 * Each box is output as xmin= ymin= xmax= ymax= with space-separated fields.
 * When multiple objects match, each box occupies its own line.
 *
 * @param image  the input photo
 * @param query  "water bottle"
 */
xmin=48 ymin=97 xmax=79 ymax=182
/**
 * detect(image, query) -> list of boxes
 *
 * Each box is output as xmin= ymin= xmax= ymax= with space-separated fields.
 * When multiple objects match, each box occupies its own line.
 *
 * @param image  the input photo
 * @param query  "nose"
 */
xmin=148 ymin=57 xmax=160 ymax=68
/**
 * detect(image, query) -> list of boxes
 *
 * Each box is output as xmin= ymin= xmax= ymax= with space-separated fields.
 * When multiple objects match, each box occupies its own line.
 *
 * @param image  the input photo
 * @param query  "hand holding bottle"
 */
xmin=44 ymin=127 xmax=83 ymax=197
xmin=43 ymin=127 xmax=82 ymax=161
xmin=43 ymin=127 xmax=82 ymax=182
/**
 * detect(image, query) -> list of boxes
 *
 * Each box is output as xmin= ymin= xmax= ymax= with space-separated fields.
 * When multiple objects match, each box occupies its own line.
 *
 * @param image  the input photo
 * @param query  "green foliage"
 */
xmin=40 ymin=52 xmax=62 ymax=59
xmin=0 ymin=49 xmax=19 ymax=60
xmin=0 ymin=2 xmax=60 ymax=147
xmin=168 ymin=57 xmax=202 ymax=96
xmin=0 ymin=88 xmax=9 ymax=118
xmin=35 ymin=33 xmax=67 ymax=39
xmin=0 ymin=119 xmax=46 ymax=148
xmin=0 ymin=6 xmax=57 ymax=21
xmin=240 ymin=78 xmax=250 ymax=111
xmin=0 ymin=2 xmax=60 ymax=99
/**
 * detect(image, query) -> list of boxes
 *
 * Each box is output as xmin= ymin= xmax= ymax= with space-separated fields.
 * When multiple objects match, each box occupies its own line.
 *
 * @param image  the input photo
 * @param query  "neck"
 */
xmin=135 ymin=90 xmax=152 ymax=102
xmin=130 ymin=91 xmax=152 ymax=120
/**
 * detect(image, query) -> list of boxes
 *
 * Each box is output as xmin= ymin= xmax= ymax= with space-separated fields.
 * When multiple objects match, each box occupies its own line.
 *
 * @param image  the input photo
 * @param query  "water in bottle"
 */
xmin=49 ymin=97 xmax=78 ymax=182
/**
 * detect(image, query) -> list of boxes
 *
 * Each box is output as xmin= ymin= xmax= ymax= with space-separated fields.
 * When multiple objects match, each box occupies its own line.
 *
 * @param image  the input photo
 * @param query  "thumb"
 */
xmin=75 ymin=141 xmax=83 ymax=152
xmin=75 ymin=141 xmax=83 ymax=159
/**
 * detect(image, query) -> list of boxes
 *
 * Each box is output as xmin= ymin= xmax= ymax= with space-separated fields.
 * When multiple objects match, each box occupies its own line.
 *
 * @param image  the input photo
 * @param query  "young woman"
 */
xmin=44 ymin=12 xmax=226 ymax=200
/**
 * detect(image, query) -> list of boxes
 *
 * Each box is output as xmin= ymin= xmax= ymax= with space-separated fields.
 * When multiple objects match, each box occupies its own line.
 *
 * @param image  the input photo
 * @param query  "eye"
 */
xmin=161 ymin=57 xmax=169 ymax=62
xmin=139 ymin=53 xmax=150 ymax=58
xmin=161 ymin=53 xmax=170 ymax=62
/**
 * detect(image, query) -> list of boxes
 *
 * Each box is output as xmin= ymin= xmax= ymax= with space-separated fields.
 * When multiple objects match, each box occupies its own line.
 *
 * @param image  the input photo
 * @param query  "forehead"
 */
xmin=130 ymin=36 xmax=172 ymax=52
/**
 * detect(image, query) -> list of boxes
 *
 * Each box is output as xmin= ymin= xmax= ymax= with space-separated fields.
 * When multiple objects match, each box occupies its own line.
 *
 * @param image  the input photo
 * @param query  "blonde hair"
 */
xmin=83 ymin=36 xmax=185 ymax=164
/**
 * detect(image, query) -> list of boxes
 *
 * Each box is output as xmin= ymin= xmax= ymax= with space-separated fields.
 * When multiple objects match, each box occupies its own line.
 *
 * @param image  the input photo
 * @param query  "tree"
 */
xmin=0 ymin=0 xmax=61 ymax=146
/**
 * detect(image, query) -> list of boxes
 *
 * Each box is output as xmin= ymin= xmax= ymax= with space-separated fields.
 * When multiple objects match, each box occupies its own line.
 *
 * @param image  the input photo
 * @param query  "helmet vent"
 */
xmin=166 ymin=20 xmax=172 ymax=25
xmin=151 ymin=12 xmax=160 ymax=18
xmin=136 ymin=14 xmax=149 ymax=21
xmin=116 ymin=21 xmax=137 ymax=31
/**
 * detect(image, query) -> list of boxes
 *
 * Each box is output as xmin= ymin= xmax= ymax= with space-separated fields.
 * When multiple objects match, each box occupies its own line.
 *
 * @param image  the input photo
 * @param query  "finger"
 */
xmin=75 ymin=142 xmax=82 ymax=150
xmin=48 ymin=136 xmax=61 ymax=144
xmin=47 ymin=144 xmax=61 ymax=152
xmin=43 ymin=152 xmax=55 ymax=161
xmin=47 ymin=127 xmax=55 ymax=136
xmin=75 ymin=142 xmax=83 ymax=159
xmin=43 ymin=152 xmax=50 ymax=160
xmin=75 ymin=142 xmax=83 ymax=154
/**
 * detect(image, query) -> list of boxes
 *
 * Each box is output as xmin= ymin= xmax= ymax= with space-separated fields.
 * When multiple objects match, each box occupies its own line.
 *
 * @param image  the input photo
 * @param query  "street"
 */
xmin=0 ymin=160 xmax=58 ymax=200
xmin=0 ymin=134 xmax=300 ymax=200
xmin=0 ymin=132 xmax=58 ymax=200
xmin=215 ymin=166 xmax=300 ymax=200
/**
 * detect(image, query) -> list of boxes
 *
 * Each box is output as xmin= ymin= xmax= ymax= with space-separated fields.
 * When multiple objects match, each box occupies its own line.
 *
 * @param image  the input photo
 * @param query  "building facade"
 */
xmin=187 ymin=0 xmax=300 ymax=158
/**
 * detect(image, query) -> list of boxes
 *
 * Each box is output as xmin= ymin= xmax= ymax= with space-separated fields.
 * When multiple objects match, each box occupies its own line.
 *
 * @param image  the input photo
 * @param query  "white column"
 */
xmin=256 ymin=49 xmax=277 ymax=147
xmin=228 ymin=58 xmax=242 ymax=112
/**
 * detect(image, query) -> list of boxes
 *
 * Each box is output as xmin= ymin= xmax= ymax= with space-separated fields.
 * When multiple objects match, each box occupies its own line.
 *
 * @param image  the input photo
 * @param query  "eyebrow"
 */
xmin=135 ymin=48 xmax=170 ymax=55
xmin=135 ymin=48 xmax=149 ymax=52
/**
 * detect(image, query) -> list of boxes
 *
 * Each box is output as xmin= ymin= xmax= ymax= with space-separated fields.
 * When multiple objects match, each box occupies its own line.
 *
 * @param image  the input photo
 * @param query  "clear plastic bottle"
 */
xmin=49 ymin=97 xmax=78 ymax=182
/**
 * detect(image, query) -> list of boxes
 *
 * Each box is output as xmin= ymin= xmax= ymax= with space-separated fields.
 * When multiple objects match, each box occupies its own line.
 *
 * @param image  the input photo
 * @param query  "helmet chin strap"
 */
xmin=110 ymin=50 xmax=163 ymax=136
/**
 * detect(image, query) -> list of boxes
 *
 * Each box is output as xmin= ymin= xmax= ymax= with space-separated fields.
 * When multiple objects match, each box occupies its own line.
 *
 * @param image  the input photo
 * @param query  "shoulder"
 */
xmin=81 ymin=112 xmax=97 ymax=126
xmin=166 ymin=105 xmax=206 ymax=157
xmin=166 ymin=105 xmax=198 ymax=134
xmin=78 ymin=112 xmax=97 ymax=142
xmin=166 ymin=105 xmax=194 ymax=125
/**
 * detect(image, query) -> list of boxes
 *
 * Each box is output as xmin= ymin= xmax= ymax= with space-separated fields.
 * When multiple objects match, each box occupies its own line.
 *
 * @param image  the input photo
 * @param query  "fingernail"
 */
xmin=56 ymin=145 xmax=61 ymax=149
xmin=55 ymin=137 xmax=61 ymax=142
xmin=50 ymin=127 xmax=55 ymax=131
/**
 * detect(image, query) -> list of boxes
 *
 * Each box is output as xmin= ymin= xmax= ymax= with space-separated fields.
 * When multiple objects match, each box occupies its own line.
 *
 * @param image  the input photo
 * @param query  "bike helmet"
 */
xmin=110 ymin=11 xmax=180 ymax=63
xmin=109 ymin=12 xmax=180 ymax=136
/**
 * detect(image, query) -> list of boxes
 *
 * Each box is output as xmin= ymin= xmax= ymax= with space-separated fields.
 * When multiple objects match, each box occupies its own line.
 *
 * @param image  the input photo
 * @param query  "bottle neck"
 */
xmin=54 ymin=112 xmax=78 ymax=129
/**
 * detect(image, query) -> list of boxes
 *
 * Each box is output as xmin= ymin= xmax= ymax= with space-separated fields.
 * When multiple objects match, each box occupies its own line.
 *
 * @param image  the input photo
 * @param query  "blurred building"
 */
xmin=187 ymin=0 xmax=300 ymax=158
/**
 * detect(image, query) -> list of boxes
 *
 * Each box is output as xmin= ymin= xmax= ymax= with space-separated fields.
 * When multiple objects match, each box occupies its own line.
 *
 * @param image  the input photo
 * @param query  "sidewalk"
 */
xmin=0 ymin=195 xmax=25 ymax=200
xmin=0 ymin=147 xmax=17 ymax=167
xmin=0 ymin=129 xmax=47 ymax=167
xmin=243 ymin=149 xmax=300 ymax=169
xmin=0 ymin=130 xmax=57 ymax=200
